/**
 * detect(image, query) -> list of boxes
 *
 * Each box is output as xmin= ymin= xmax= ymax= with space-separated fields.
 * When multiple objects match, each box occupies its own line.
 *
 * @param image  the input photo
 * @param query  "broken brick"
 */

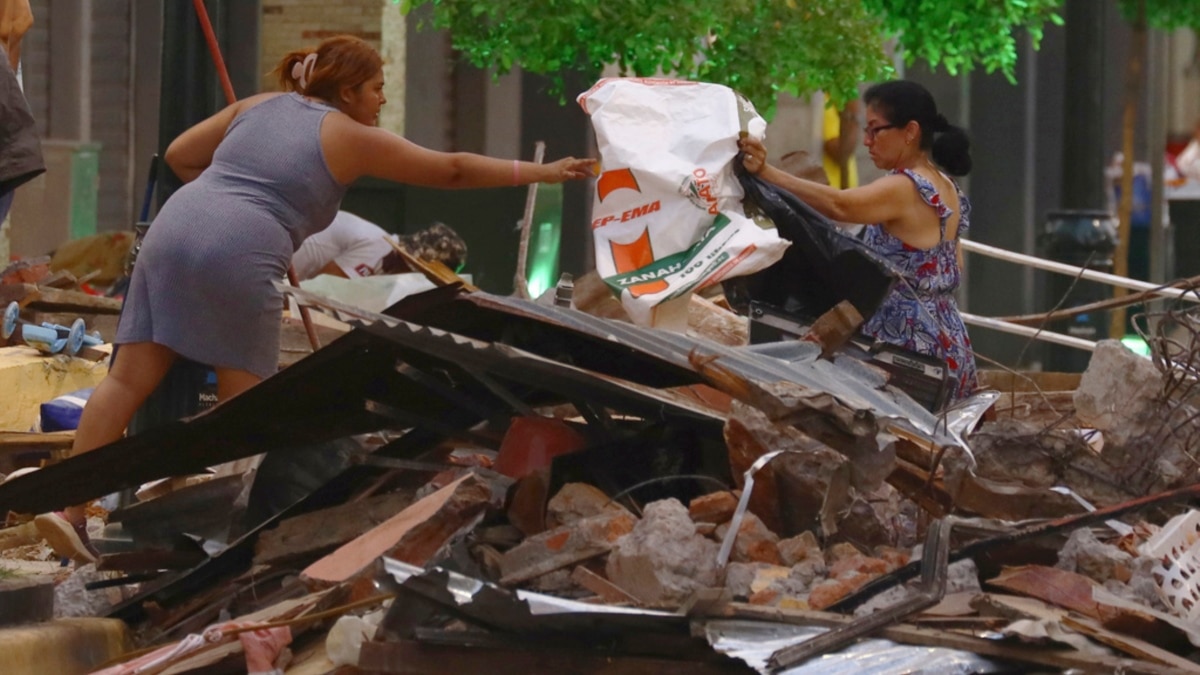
xmin=688 ymin=490 xmax=738 ymax=525
xmin=778 ymin=531 xmax=821 ymax=566
xmin=714 ymin=512 xmax=783 ymax=565
xmin=507 ymin=469 xmax=550 ymax=537
xmin=829 ymin=554 xmax=890 ymax=580
xmin=546 ymin=482 xmax=630 ymax=529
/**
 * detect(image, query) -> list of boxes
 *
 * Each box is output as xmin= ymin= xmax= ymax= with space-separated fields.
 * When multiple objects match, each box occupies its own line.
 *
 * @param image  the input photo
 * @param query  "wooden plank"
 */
xmin=385 ymin=239 xmax=479 ymax=292
xmin=0 ymin=284 xmax=122 ymax=313
xmin=302 ymin=474 xmax=492 ymax=585
xmin=1062 ymin=615 xmax=1200 ymax=673
xmin=0 ymin=432 xmax=74 ymax=470
xmin=0 ymin=284 xmax=40 ymax=307
xmin=0 ymin=430 xmax=74 ymax=453
xmin=26 ymin=311 xmax=119 ymax=343
xmin=254 ymin=489 xmax=414 ymax=567
xmin=722 ymin=604 xmax=1183 ymax=675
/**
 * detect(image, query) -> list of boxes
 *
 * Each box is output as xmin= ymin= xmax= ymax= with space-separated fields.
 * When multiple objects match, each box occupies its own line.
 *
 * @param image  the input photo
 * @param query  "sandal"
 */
xmin=34 ymin=511 xmax=99 ymax=564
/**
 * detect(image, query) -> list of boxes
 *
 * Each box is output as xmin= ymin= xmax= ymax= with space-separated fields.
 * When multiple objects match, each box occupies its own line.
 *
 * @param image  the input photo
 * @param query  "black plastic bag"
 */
xmin=728 ymin=166 xmax=898 ymax=323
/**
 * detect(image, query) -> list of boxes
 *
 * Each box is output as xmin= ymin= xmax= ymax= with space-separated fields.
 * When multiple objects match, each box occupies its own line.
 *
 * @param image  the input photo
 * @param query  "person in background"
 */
xmin=34 ymin=35 xmax=594 ymax=564
xmin=376 ymin=222 xmax=467 ymax=275
xmin=0 ymin=0 xmax=41 ymax=226
xmin=292 ymin=211 xmax=468 ymax=280
xmin=739 ymin=79 xmax=977 ymax=402
xmin=823 ymin=98 xmax=860 ymax=189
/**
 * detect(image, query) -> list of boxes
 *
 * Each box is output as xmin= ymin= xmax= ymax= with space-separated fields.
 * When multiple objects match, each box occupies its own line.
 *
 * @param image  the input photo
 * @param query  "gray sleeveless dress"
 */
xmin=117 ymin=93 xmax=347 ymax=378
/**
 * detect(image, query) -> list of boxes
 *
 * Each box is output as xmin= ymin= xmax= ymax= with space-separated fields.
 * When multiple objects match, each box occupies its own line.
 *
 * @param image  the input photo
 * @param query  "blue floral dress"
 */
xmin=859 ymin=169 xmax=978 ymax=401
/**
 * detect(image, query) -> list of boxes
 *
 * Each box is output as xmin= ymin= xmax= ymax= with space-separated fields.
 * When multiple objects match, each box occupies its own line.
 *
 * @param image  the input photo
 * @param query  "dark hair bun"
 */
xmin=933 ymin=125 xmax=972 ymax=176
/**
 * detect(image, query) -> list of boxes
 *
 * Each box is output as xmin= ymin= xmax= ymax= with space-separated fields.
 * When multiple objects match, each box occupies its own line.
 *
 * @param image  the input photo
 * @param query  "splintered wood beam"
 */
xmin=722 ymin=604 xmax=1184 ymax=675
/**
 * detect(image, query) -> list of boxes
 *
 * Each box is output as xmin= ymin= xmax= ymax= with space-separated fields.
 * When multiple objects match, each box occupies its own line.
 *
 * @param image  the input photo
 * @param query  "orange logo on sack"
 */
xmin=610 ymin=228 xmax=667 ymax=298
xmin=597 ymin=168 xmax=640 ymax=201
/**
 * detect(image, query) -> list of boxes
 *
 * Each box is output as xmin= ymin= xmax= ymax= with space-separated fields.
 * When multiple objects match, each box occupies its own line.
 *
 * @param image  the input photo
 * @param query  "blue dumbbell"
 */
xmin=4 ymin=301 xmax=104 ymax=356
xmin=1 ymin=301 xmax=19 ymax=342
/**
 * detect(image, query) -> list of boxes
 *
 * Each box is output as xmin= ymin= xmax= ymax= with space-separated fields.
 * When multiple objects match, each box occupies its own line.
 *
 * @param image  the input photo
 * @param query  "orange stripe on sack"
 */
xmin=610 ymin=228 xmax=667 ymax=298
xmin=597 ymin=168 xmax=640 ymax=202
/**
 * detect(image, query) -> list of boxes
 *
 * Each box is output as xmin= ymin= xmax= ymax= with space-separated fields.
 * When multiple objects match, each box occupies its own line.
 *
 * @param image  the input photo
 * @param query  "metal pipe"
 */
xmin=962 ymin=239 xmax=1199 ymax=302
xmin=961 ymin=312 xmax=1098 ymax=352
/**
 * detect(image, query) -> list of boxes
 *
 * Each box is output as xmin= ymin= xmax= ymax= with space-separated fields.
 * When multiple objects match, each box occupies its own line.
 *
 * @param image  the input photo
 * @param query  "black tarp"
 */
xmin=728 ymin=168 xmax=898 ymax=322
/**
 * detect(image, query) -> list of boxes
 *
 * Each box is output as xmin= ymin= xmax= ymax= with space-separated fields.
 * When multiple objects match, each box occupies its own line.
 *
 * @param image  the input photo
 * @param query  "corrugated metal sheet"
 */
xmin=450 ymin=293 xmax=967 ymax=450
xmin=295 ymin=285 xmax=968 ymax=450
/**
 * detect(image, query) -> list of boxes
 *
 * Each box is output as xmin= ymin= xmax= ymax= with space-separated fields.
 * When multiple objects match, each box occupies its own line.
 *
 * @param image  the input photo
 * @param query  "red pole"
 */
xmin=191 ymin=0 xmax=236 ymax=106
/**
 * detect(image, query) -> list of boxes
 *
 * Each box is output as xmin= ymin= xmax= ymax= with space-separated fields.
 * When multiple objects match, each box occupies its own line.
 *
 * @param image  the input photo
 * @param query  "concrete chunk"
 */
xmin=1075 ymin=340 xmax=1162 ymax=434
xmin=714 ymin=512 xmax=783 ymax=565
xmin=499 ymin=510 xmax=636 ymax=585
xmin=605 ymin=499 xmax=720 ymax=606
xmin=546 ymin=482 xmax=631 ymax=529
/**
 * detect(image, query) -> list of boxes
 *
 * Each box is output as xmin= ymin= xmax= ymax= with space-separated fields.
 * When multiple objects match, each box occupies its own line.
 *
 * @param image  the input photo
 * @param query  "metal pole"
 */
xmin=962 ymin=239 xmax=1199 ymax=301
xmin=1060 ymin=0 xmax=1107 ymax=211
xmin=1148 ymin=28 xmax=1168 ymax=284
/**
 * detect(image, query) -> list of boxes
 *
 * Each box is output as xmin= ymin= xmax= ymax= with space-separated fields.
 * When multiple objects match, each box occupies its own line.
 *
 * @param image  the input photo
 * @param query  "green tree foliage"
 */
xmin=866 ymin=0 xmax=1064 ymax=83
xmin=1118 ymin=0 xmax=1200 ymax=30
xmin=400 ymin=0 xmax=1064 ymax=116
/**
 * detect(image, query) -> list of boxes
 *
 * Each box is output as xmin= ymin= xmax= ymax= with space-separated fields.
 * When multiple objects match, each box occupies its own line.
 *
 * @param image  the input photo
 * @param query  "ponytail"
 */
xmin=270 ymin=36 xmax=382 ymax=102
xmin=932 ymin=124 xmax=972 ymax=177
xmin=273 ymin=49 xmax=316 ymax=93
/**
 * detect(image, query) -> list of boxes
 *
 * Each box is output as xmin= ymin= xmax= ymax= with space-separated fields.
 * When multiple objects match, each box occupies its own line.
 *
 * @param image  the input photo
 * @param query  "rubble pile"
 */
xmin=2 ymin=280 xmax=1200 ymax=674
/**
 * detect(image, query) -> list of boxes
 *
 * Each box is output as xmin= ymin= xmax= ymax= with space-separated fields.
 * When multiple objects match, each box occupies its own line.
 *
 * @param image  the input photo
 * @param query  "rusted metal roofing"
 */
xmin=0 ymin=285 xmax=968 ymax=515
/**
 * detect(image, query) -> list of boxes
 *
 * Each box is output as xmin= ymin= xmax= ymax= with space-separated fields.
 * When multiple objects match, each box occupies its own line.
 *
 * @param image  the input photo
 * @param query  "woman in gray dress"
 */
xmin=35 ymin=35 xmax=595 ymax=563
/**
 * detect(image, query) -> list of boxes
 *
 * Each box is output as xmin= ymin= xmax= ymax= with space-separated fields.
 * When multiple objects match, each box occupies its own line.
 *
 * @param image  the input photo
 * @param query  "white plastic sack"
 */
xmin=577 ymin=78 xmax=789 ymax=327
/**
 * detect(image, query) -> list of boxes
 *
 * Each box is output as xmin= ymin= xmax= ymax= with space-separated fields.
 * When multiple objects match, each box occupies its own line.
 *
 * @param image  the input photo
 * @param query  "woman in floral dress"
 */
xmin=739 ymin=80 xmax=977 ymax=401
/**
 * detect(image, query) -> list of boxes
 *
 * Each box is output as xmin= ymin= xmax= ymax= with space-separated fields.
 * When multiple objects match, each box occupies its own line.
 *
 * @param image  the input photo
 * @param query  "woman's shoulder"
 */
xmin=893 ymin=168 xmax=957 ymax=213
xmin=237 ymin=92 xmax=288 ymax=111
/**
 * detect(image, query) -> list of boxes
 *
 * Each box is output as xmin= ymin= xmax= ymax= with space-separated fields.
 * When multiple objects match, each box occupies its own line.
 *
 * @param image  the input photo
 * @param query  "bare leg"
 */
xmin=205 ymin=367 xmax=266 ymax=477
xmin=59 ymin=342 xmax=178 ymax=524
xmin=215 ymin=366 xmax=262 ymax=403
xmin=72 ymin=341 xmax=180 ymax=456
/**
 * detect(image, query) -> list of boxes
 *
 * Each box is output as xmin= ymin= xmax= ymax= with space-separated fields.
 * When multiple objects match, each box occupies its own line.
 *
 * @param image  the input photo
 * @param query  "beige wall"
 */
xmin=259 ymin=0 xmax=404 ymax=134
xmin=261 ymin=0 xmax=382 ymax=91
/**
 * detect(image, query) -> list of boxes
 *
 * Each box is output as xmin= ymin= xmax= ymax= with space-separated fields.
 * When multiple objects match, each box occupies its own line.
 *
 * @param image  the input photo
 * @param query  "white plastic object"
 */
xmin=577 ymin=78 xmax=788 ymax=327
xmin=1140 ymin=509 xmax=1200 ymax=621
xmin=325 ymin=614 xmax=378 ymax=667
xmin=1177 ymin=138 xmax=1200 ymax=183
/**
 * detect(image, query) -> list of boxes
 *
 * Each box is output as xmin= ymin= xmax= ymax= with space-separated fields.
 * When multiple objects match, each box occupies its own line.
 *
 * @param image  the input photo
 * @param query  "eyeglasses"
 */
xmin=863 ymin=123 xmax=898 ymax=140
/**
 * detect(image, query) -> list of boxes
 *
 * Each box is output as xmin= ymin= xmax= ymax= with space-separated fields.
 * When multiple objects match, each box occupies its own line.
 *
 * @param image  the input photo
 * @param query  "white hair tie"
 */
xmin=291 ymin=52 xmax=318 ymax=91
